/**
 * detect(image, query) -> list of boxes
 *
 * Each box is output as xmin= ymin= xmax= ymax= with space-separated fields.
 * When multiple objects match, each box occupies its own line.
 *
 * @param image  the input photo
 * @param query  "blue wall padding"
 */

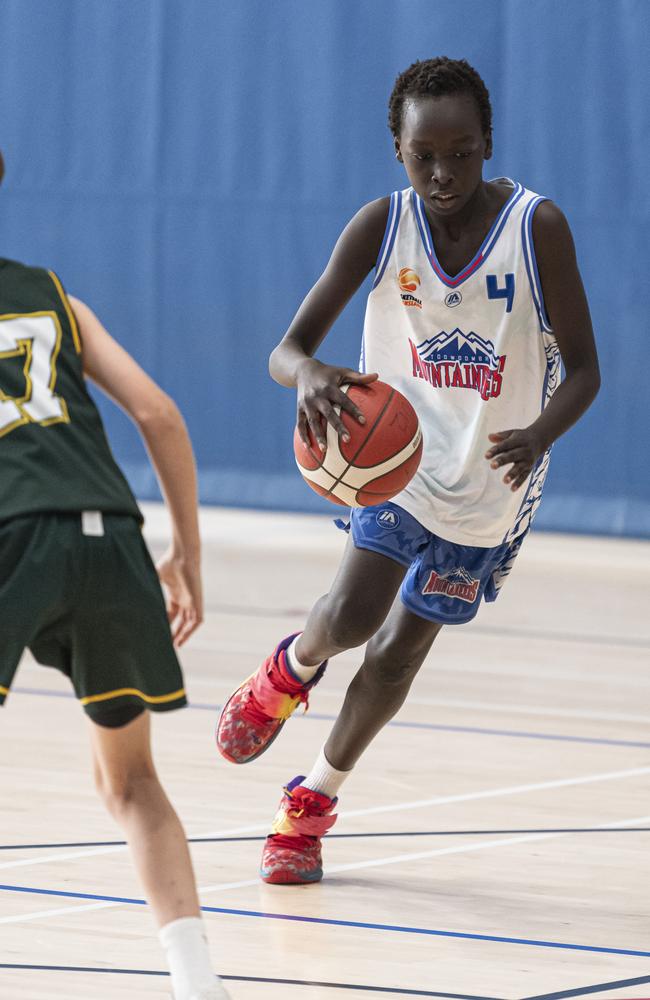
xmin=0 ymin=0 xmax=648 ymax=536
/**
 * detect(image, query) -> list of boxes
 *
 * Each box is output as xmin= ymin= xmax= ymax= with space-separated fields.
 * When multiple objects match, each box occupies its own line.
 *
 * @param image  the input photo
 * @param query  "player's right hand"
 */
xmin=295 ymin=358 xmax=378 ymax=451
xmin=156 ymin=547 xmax=204 ymax=647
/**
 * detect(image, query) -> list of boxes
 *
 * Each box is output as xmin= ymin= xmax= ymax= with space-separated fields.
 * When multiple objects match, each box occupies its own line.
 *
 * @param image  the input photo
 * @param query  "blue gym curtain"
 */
xmin=0 ymin=0 xmax=648 ymax=535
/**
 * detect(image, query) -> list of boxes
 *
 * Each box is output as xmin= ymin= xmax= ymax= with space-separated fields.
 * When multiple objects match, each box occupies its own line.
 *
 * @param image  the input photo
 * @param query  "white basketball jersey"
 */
xmin=361 ymin=179 xmax=560 ymax=548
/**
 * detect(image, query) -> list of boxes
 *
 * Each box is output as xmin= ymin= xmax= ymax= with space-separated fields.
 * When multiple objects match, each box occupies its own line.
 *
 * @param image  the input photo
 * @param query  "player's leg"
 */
xmin=89 ymin=708 xmax=229 ymax=1000
xmin=261 ymin=530 xmax=513 ymax=884
xmin=259 ymin=601 xmax=441 ymax=884
xmin=216 ymin=533 xmax=409 ymax=764
xmin=324 ymin=600 xmax=443 ymax=769
xmin=298 ymin=534 xmax=409 ymax=662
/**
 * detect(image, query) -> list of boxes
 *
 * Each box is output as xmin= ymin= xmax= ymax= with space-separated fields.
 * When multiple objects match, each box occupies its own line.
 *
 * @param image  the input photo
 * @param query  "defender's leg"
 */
xmin=89 ymin=709 xmax=229 ymax=999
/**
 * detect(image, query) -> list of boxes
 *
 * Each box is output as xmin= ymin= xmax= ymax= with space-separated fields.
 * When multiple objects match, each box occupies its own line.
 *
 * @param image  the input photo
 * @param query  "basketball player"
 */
xmin=216 ymin=58 xmax=600 ymax=884
xmin=0 ymin=151 xmax=229 ymax=998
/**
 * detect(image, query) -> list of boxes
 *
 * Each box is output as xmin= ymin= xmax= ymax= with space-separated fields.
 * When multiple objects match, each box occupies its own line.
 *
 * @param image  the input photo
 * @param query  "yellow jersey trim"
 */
xmin=48 ymin=271 xmax=82 ymax=354
xmin=80 ymin=687 xmax=186 ymax=707
xmin=0 ymin=685 xmax=9 ymax=697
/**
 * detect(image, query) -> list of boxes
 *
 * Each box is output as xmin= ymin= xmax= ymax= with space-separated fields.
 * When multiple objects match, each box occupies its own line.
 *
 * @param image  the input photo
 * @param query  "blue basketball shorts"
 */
xmin=345 ymin=502 xmax=521 ymax=625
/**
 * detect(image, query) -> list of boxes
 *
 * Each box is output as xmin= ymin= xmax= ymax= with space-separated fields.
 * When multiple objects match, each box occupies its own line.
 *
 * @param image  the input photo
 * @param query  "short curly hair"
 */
xmin=388 ymin=57 xmax=492 ymax=139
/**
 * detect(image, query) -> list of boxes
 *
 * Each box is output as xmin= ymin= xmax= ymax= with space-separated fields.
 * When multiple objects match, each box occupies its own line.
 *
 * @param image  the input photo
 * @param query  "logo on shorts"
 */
xmin=376 ymin=509 xmax=401 ymax=530
xmin=422 ymin=566 xmax=480 ymax=603
xmin=445 ymin=290 xmax=462 ymax=308
xmin=398 ymin=267 xmax=422 ymax=309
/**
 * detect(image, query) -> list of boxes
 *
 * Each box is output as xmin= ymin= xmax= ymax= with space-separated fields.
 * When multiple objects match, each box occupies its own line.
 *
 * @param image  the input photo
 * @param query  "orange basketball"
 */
xmin=293 ymin=380 xmax=422 ymax=507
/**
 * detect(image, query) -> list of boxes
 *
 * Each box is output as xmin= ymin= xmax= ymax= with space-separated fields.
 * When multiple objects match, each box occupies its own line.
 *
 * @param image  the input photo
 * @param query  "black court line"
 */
xmin=207 ymin=601 xmax=650 ymax=651
xmin=522 ymin=972 xmax=650 ymax=999
xmin=2 ymin=828 xmax=649 ymax=852
xmin=12 ymin=686 xmax=650 ymax=750
xmin=0 ymin=964 xmax=503 ymax=999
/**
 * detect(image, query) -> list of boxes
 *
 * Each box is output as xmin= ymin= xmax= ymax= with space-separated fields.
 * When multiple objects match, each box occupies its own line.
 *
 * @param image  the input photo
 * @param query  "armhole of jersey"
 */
xmin=372 ymin=191 xmax=402 ymax=289
xmin=521 ymin=197 xmax=553 ymax=334
xmin=48 ymin=270 xmax=82 ymax=354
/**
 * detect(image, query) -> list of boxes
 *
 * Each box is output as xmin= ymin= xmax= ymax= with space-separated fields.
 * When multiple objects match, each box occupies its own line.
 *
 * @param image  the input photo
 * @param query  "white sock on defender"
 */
xmin=302 ymin=746 xmax=352 ymax=800
xmin=159 ymin=916 xmax=227 ymax=1000
xmin=285 ymin=634 xmax=321 ymax=684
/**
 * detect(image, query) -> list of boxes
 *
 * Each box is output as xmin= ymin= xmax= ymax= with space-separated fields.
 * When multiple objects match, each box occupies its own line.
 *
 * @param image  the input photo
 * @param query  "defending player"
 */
xmin=216 ymin=59 xmax=600 ymax=884
xmin=0 ymin=152 xmax=229 ymax=999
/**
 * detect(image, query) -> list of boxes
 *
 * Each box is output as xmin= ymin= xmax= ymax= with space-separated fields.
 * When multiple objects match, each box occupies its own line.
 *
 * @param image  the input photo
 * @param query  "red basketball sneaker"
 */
xmin=260 ymin=776 xmax=338 ymax=884
xmin=216 ymin=634 xmax=327 ymax=764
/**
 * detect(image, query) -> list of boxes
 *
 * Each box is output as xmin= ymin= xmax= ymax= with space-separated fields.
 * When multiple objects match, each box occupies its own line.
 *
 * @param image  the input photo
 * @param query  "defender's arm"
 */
xmin=70 ymin=296 xmax=202 ymax=645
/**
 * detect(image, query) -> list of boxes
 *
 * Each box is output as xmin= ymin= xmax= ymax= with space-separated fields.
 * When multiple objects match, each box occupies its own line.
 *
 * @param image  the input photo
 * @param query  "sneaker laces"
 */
xmin=241 ymin=655 xmax=311 ymax=726
xmin=268 ymin=832 xmax=316 ymax=851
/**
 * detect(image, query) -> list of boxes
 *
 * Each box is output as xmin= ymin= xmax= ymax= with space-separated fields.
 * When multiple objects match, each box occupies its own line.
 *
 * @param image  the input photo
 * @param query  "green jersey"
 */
xmin=0 ymin=258 xmax=141 ymax=521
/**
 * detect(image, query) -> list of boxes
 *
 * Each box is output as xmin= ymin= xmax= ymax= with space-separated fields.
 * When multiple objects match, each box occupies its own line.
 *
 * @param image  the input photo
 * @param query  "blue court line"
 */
xmin=1 ymin=883 xmax=649 ymax=959
xmin=2 ymin=828 xmax=649 ymax=852
xmin=12 ymin=686 xmax=650 ymax=751
xmin=0 ymin=964 xmax=501 ymax=999
xmin=523 ymin=972 xmax=650 ymax=999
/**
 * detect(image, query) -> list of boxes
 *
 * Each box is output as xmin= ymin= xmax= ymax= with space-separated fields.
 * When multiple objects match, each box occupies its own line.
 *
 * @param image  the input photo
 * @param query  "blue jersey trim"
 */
xmin=372 ymin=191 xmax=402 ymax=289
xmin=522 ymin=197 xmax=553 ymax=333
xmin=413 ymin=183 xmax=525 ymax=289
xmin=503 ymin=345 xmax=559 ymax=544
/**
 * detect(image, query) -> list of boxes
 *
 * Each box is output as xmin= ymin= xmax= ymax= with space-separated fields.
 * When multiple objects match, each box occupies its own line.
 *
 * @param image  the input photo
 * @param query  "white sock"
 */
xmin=159 ymin=916 xmax=228 ymax=1000
xmin=285 ymin=634 xmax=321 ymax=684
xmin=302 ymin=746 xmax=352 ymax=800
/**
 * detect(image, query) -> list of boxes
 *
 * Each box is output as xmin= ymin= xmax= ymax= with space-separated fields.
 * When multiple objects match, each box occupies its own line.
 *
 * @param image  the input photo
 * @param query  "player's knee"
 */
xmin=365 ymin=625 xmax=440 ymax=686
xmin=96 ymin=767 xmax=158 ymax=818
xmin=323 ymin=592 xmax=384 ymax=650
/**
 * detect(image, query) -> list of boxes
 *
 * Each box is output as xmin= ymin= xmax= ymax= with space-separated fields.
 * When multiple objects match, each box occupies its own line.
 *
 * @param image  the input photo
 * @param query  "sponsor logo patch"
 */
xmin=398 ymin=267 xmax=422 ymax=309
xmin=422 ymin=566 xmax=480 ymax=603
xmin=445 ymin=290 xmax=462 ymax=308
xmin=376 ymin=508 xmax=401 ymax=530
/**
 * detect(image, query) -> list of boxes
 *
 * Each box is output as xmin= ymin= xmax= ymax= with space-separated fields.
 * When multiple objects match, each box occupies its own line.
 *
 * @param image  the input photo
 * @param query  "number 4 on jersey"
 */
xmin=0 ymin=313 xmax=69 ymax=437
xmin=486 ymin=273 xmax=515 ymax=313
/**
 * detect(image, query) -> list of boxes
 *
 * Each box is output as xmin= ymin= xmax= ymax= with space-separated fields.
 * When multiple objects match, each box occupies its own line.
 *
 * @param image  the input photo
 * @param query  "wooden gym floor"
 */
xmin=1 ymin=505 xmax=649 ymax=999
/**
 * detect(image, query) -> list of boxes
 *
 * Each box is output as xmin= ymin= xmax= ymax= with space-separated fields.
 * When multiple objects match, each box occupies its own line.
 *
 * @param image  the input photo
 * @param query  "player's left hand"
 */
xmin=485 ymin=428 xmax=545 ymax=491
xmin=156 ymin=548 xmax=204 ymax=647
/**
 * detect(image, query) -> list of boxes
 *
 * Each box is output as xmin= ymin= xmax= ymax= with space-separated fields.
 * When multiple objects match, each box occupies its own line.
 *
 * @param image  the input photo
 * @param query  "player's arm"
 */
xmin=269 ymin=198 xmax=389 ymax=450
xmin=485 ymin=201 xmax=601 ymax=490
xmin=69 ymin=296 xmax=202 ymax=646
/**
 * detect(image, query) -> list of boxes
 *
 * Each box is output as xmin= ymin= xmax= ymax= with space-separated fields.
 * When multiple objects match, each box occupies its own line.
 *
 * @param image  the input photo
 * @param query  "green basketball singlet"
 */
xmin=0 ymin=259 xmax=186 ymax=718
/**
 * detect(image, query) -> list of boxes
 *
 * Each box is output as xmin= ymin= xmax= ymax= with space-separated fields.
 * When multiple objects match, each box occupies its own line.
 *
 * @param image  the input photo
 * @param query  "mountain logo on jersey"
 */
xmin=444 ymin=290 xmax=462 ymax=308
xmin=409 ymin=328 xmax=506 ymax=401
xmin=398 ymin=267 xmax=422 ymax=309
xmin=422 ymin=565 xmax=480 ymax=603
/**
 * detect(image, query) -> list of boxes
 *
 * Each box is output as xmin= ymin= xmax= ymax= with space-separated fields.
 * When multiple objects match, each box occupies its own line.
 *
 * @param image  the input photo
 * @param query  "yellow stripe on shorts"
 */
xmin=0 ymin=685 xmax=9 ymax=697
xmin=80 ymin=687 xmax=186 ymax=707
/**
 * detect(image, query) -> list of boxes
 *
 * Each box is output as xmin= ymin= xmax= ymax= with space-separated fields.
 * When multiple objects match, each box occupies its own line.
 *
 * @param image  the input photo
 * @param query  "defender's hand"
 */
xmin=296 ymin=358 xmax=378 ymax=451
xmin=157 ymin=548 xmax=204 ymax=647
xmin=485 ymin=428 xmax=545 ymax=491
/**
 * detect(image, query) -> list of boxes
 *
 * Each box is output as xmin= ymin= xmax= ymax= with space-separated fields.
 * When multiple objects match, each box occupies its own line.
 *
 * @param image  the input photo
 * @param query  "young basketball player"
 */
xmin=0 ymin=151 xmax=229 ymax=998
xmin=216 ymin=58 xmax=600 ymax=884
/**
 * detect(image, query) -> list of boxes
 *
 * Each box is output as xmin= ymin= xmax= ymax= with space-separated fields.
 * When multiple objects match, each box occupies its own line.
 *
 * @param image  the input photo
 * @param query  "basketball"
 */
xmin=293 ymin=380 xmax=423 ymax=507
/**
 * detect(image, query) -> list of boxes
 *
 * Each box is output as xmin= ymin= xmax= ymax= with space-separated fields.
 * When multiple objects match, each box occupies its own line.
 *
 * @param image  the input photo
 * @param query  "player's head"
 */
xmin=389 ymin=58 xmax=492 ymax=217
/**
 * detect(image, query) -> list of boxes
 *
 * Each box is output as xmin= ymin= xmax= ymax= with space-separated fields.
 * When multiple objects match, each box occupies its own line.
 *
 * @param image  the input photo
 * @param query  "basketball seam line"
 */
xmin=326 ymin=387 xmax=395 ymax=501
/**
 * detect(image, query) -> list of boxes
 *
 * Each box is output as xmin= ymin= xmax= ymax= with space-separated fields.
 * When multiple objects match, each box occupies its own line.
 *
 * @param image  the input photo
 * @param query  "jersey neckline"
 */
xmin=412 ymin=179 xmax=525 ymax=289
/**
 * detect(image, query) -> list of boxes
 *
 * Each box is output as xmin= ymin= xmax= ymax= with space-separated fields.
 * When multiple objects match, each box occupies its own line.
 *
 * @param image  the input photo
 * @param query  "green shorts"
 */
xmin=0 ymin=512 xmax=187 ymax=720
